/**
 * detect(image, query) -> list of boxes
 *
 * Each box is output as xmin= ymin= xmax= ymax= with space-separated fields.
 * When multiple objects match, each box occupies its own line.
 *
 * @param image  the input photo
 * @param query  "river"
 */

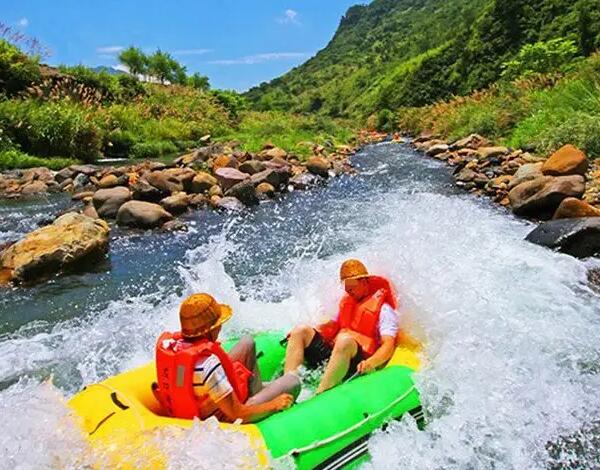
xmin=1 ymin=142 xmax=599 ymax=469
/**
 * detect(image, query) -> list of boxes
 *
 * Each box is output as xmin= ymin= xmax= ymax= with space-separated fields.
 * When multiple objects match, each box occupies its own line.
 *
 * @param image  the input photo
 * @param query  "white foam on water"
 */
xmin=0 ymin=164 xmax=599 ymax=468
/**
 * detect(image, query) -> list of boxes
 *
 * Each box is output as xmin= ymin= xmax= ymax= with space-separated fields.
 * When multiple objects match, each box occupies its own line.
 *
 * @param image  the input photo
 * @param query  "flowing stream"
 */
xmin=0 ymin=142 xmax=599 ymax=469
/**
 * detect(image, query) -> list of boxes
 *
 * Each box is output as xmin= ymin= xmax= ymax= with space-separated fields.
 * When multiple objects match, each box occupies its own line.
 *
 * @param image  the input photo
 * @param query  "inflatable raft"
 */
xmin=69 ymin=333 xmax=423 ymax=469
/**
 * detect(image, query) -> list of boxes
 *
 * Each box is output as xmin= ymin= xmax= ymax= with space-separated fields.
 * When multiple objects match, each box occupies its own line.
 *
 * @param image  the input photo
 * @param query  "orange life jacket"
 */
xmin=153 ymin=331 xmax=252 ymax=420
xmin=319 ymin=276 xmax=397 ymax=357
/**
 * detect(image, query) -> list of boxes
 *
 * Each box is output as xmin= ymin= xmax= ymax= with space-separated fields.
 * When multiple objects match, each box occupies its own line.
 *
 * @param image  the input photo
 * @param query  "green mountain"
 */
xmin=246 ymin=0 xmax=600 ymax=121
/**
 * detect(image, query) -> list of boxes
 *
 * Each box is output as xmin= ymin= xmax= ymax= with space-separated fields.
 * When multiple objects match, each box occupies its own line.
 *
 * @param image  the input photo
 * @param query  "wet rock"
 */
xmin=306 ymin=156 xmax=331 ymax=177
xmin=525 ymin=218 xmax=600 ymax=258
xmin=212 ymin=154 xmax=238 ymax=173
xmin=146 ymin=171 xmax=184 ymax=196
xmin=163 ymin=168 xmax=196 ymax=192
xmin=190 ymin=172 xmax=217 ymax=193
xmin=161 ymin=220 xmax=188 ymax=232
xmin=73 ymin=173 xmax=91 ymax=191
xmin=588 ymin=269 xmax=600 ymax=294
xmin=509 ymin=175 xmax=585 ymax=218
xmin=216 ymin=196 xmax=245 ymax=212
xmin=426 ymin=144 xmax=449 ymax=157
xmin=59 ymin=178 xmax=74 ymax=190
xmin=289 ymin=173 xmax=323 ymax=190
xmin=542 ymin=145 xmax=588 ymax=177
xmin=131 ymin=179 xmax=163 ymax=202
xmin=189 ymin=194 xmax=209 ymax=208
xmin=225 ymin=181 xmax=258 ymax=206
xmin=256 ymin=182 xmax=275 ymax=199
xmin=455 ymin=168 xmax=478 ymax=183
xmin=553 ymin=198 xmax=600 ymax=219
xmin=250 ymin=168 xmax=290 ymax=189
xmin=70 ymin=165 xmax=99 ymax=176
xmin=0 ymin=213 xmax=109 ymax=285
xmin=508 ymin=163 xmax=543 ymax=189
xmin=72 ymin=191 xmax=95 ymax=201
xmin=21 ymin=181 xmax=48 ymax=195
xmin=98 ymin=174 xmax=121 ymax=189
xmin=82 ymin=200 xmax=100 ymax=219
xmin=116 ymin=201 xmax=173 ymax=229
xmin=239 ymin=160 xmax=266 ymax=175
xmin=214 ymin=167 xmax=250 ymax=191
xmin=160 ymin=192 xmax=190 ymax=215
xmin=93 ymin=186 xmax=132 ymax=219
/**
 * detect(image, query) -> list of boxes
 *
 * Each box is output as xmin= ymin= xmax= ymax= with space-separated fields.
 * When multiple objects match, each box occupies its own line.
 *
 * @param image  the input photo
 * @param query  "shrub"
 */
xmin=0 ymin=39 xmax=40 ymax=95
xmin=130 ymin=141 xmax=178 ymax=159
xmin=0 ymin=148 xmax=76 ymax=170
xmin=0 ymin=100 xmax=102 ymax=161
xmin=376 ymin=109 xmax=396 ymax=132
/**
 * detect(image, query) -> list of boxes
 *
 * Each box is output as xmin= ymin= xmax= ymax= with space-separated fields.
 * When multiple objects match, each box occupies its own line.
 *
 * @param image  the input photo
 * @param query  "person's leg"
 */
xmin=316 ymin=333 xmax=358 ymax=394
xmin=284 ymin=324 xmax=316 ymax=374
xmin=246 ymin=373 xmax=301 ymax=406
xmin=228 ymin=335 xmax=262 ymax=395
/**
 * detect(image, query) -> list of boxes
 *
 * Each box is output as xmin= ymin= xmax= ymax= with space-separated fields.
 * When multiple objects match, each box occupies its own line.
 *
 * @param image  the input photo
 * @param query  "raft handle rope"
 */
xmin=282 ymin=384 xmax=416 ymax=459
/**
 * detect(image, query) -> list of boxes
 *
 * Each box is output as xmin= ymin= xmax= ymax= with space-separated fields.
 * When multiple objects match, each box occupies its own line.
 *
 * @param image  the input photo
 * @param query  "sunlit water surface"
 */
xmin=0 ymin=143 xmax=599 ymax=469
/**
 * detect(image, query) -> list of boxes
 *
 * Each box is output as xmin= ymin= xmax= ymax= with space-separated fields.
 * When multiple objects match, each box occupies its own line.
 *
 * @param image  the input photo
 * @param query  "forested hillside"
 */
xmin=246 ymin=0 xmax=600 ymax=122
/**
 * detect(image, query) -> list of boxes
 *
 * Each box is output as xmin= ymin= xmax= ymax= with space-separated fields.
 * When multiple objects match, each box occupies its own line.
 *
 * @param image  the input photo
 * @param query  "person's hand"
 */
xmin=271 ymin=394 xmax=294 ymax=412
xmin=357 ymin=359 xmax=375 ymax=375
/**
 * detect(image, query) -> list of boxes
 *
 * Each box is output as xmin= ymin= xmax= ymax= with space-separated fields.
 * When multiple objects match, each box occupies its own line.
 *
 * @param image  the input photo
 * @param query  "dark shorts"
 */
xmin=304 ymin=330 xmax=363 ymax=376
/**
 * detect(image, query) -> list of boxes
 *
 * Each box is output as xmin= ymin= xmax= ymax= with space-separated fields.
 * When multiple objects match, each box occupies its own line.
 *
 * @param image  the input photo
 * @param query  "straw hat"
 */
xmin=179 ymin=293 xmax=233 ymax=340
xmin=339 ymin=259 xmax=370 ymax=282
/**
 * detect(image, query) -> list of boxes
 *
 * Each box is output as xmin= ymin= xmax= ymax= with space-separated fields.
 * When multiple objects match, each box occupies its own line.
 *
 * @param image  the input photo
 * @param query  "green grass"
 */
xmin=0 ymin=149 xmax=76 ymax=171
xmin=221 ymin=111 xmax=356 ymax=159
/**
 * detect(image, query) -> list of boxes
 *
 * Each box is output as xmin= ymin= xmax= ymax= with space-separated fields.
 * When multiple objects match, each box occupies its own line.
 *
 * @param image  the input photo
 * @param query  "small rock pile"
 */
xmin=409 ymin=133 xmax=600 ymax=258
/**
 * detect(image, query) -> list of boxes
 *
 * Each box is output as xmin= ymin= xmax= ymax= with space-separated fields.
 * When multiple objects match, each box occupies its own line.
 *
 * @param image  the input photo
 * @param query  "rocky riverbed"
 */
xmin=0 ymin=140 xmax=356 ymax=285
xmin=405 ymin=133 xmax=600 ymax=259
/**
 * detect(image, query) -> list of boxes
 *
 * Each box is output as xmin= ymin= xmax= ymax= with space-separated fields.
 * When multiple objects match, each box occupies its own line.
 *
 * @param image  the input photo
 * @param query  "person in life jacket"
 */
xmin=154 ymin=293 xmax=300 ymax=423
xmin=284 ymin=259 xmax=400 ymax=393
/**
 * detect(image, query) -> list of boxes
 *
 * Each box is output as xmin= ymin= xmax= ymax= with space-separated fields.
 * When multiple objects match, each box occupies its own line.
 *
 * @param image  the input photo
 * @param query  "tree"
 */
xmin=118 ymin=46 xmax=147 ymax=76
xmin=187 ymin=72 xmax=210 ymax=91
xmin=147 ymin=49 xmax=181 ymax=84
xmin=501 ymin=38 xmax=579 ymax=80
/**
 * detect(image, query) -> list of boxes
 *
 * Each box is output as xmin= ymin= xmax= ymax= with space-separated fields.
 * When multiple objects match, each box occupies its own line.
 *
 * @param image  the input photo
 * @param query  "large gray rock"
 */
xmin=93 ymin=186 xmax=132 ymax=219
xmin=116 ymin=201 xmax=173 ymax=229
xmin=0 ymin=213 xmax=109 ymax=284
xmin=508 ymin=175 xmax=585 ymax=218
xmin=289 ymin=173 xmax=323 ymax=190
xmin=508 ymin=163 xmax=543 ymax=190
xmin=525 ymin=218 xmax=600 ymax=258
xmin=225 ymin=181 xmax=259 ymax=206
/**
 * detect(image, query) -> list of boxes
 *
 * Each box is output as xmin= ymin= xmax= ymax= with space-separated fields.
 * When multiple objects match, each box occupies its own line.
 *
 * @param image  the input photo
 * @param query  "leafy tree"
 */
xmin=147 ymin=49 xmax=181 ymax=84
xmin=211 ymin=89 xmax=247 ymax=118
xmin=501 ymin=38 xmax=579 ymax=80
xmin=118 ymin=46 xmax=147 ymax=76
xmin=188 ymin=72 xmax=210 ymax=91
xmin=0 ymin=39 xmax=41 ymax=95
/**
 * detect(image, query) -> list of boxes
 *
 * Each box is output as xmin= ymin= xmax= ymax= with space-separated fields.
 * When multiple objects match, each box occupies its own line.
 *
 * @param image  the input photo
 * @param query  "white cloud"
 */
xmin=16 ymin=18 xmax=29 ymax=28
xmin=277 ymin=9 xmax=300 ymax=25
xmin=96 ymin=46 xmax=124 ymax=55
xmin=114 ymin=64 xmax=130 ymax=73
xmin=209 ymin=52 xmax=310 ymax=65
xmin=173 ymin=48 xmax=213 ymax=56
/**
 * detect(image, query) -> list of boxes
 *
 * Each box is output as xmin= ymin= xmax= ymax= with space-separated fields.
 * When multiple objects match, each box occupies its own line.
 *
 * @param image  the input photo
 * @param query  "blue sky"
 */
xmin=3 ymin=0 xmax=361 ymax=91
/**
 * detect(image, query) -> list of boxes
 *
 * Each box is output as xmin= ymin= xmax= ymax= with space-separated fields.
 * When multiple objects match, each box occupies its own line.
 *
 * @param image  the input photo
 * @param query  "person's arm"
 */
xmin=356 ymin=335 xmax=396 ymax=374
xmin=216 ymin=392 xmax=293 ymax=423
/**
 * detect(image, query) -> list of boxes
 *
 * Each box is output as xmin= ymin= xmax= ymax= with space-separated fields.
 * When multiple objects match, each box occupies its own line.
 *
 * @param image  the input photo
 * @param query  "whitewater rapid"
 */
xmin=0 ymin=143 xmax=599 ymax=469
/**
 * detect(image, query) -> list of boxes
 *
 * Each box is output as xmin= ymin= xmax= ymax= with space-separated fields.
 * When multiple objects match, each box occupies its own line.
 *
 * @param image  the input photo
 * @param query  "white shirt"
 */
xmin=333 ymin=303 xmax=400 ymax=338
xmin=192 ymin=354 xmax=233 ymax=404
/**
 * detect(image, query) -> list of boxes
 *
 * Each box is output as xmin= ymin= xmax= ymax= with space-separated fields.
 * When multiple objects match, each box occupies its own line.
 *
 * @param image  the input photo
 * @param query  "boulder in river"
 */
xmin=0 ymin=213 xmax=109 ymax=285
xmin=146 ymin=171 xmax=184 ymax=196
xmin=525 ymin=218 xmax=600 ymax=258
xmin=425 ymin=144 xmax=449 ymax=157
xmin=508 ymin=163 xmax=543 ymax=190
xmin=214 ymin=167 xmax=250 ymax=191
xmin=216 ymin=196 xmax=245 ymax=212
xmin=250 ymin=168 xmax=290 ymax=189
xmin=477 ymin=146 xmax=509 ymax=161
xmin=116 ymin=201 xmax=173 ymax=229
xmin=93 ymin=186 xmax=132 ymax=219
xmin=225 ymin=181 xmax=259 ymax=206
xmin=289 ymin=173 xmax=323 ymax=190
xmin=542 ymin=145 xmax=588 ymax=177
xmin=190 ymin=172 xmax=217 ymax=194
xmin=20 ymin=181 xmax=48 ymax=196
xmin=553 ymin=198 xmax=600 ymax=219
xmin=508 ymin=175 xmax=585 ymax=218
xmin=256 ymin=182 xmax=275 ymax=199
xmin=131 ymin=178 xmax=163 ymax=202
xmin=306 ymin=156 xmax=331 ymax=177
xmin=160 ymin=192 xmax=190 ymax=215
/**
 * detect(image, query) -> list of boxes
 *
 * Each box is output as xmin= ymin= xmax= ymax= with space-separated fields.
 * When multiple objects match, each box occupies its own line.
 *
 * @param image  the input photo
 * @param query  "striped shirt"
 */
xmin=192 ymin=354 xmax=233 ymax=404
